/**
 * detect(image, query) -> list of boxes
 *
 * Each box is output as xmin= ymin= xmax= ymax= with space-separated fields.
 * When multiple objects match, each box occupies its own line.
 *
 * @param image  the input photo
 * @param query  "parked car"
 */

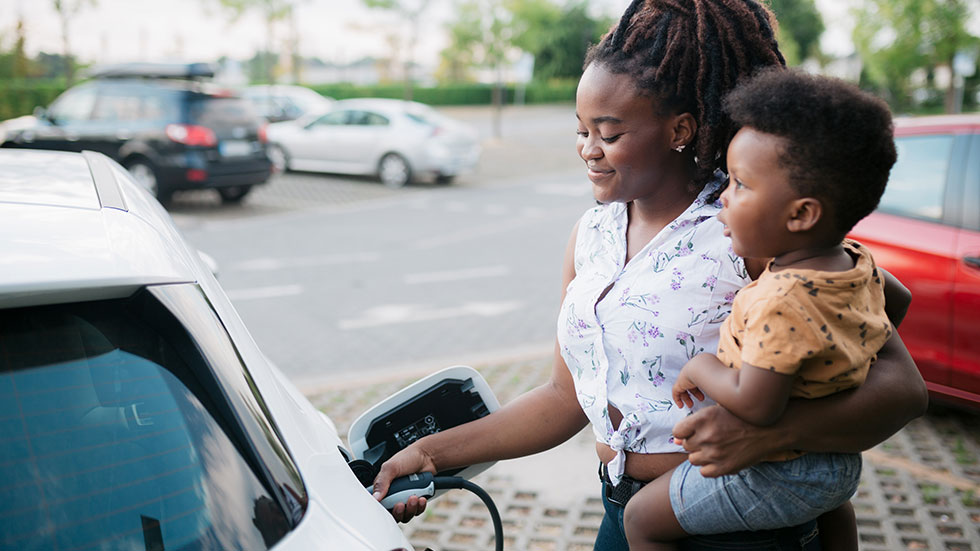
xmin=242 ymin=84 xmax=335 ymax=123
xmin=0 ymin=149 xmax=414 ymax=550
xmin=849 ymin=114 xmax=980 ymax=408
xmin=266 ymin=98 xmax=481 ymax=188
xmin=0 ymin=62 xmax=271 ymax=205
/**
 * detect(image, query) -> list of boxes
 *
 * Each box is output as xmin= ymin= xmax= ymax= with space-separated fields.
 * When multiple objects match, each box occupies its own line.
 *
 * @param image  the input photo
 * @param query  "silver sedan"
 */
xmin=266 ymin=98 xmax=481 ymax=188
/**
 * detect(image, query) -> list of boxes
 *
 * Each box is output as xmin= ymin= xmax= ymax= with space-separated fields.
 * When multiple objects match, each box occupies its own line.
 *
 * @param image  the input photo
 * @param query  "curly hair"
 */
xmin=584 ymin=0 xmax=786 ymax=188
xmin=723 ymin=68 xmax=897 ymax=234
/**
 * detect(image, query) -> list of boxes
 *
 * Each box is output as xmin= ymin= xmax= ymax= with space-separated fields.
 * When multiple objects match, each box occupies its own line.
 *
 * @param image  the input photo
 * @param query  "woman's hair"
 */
xmin=723 ymin=68 xmax=897 ymax=234
xmin=584 ymin=0 xmax=786 ymax=187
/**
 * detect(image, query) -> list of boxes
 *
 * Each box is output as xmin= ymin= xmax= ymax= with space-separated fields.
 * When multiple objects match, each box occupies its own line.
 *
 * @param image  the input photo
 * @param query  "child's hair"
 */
xmin=723 ymin=68 xmax=897 ymax=234
xmin=584 ymin=0 xmax=786 ymax=187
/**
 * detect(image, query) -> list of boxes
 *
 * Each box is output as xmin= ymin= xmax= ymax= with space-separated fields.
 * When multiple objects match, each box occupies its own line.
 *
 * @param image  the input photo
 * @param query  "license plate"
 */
xmin=219 ymin=140 xmax=252 ymax=157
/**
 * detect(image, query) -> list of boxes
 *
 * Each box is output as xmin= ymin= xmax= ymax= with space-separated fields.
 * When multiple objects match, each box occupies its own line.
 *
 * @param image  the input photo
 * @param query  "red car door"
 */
xmin=949 ymin=134 xmax=980 ymax=402
xmin=849 ymin=130 xmax=963 ymax=392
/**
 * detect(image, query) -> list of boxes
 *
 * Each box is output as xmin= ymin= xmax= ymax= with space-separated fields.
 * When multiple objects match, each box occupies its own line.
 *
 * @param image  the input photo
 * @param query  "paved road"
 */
xmin=172 ymin=104 xmax=589 ymax=387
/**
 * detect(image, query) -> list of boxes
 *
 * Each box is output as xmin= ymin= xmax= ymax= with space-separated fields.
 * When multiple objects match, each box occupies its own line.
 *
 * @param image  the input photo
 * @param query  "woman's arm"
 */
xmin=672 ymin=330 xmax=928 ymax=477
xmin=373 ymin=222 xmax=590 ymax=520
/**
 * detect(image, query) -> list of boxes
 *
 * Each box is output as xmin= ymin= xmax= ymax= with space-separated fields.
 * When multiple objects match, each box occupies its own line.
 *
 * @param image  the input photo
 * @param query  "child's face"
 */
xmin=719 ymin=127 xmax=802 ymax=259
xmin=575 ymin=63 xmax=679 ymax=205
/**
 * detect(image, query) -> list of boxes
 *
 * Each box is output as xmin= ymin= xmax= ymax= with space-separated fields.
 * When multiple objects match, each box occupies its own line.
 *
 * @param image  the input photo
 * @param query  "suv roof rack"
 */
xmin=87 ymin=62 xmax=217 ymax=80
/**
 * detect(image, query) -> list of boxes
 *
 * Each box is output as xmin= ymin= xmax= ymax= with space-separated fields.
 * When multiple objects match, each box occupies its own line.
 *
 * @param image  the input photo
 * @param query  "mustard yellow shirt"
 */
xmin=716 ymin=240 xmax=892 ymax=399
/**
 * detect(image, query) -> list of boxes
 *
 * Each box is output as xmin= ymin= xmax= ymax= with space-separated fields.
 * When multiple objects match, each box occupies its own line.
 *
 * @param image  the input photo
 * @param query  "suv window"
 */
xmin=47 ymin=86 xmax=98 ymax=123
xmin=0 ymin=294 xmax=295 ymax=551
xmin=879 ymin=134 xmax=954 ymax=221
xmin=189 ymin=96 xmax=258 ymax=128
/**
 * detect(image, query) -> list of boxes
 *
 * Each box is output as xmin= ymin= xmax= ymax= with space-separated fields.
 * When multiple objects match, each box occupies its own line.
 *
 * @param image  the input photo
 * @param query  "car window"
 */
xmin=91 ymin=93 xmax=143 ymax=121
xmin=878 ymin=134 xmax=954 ymax=221
xmin=349 ymin=110 xmax=389 ymax=126
xmin=0 ymin=294 xmax=296 ymax=551
xmin=313 ymin=110 xmax=350 ymax=126
xmin=189 ymin=96 xmax=258 ymax=127
xmin=47 ymin=86 xmax=98 ymax=123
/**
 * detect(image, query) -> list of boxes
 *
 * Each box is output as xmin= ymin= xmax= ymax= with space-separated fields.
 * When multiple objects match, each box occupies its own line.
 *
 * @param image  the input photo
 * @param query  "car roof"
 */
xmin=0 ymin=150 xmax=198 ymax=308
xmin=333 ymin=97 xmax=431 ymax=114
xmin=894 ymin=113 xmax=980 ymax=136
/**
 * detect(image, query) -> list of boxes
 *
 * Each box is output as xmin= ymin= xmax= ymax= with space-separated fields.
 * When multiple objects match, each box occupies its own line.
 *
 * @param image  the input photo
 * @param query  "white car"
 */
xmin=0 ymin=149 xmax=414 ymax=551
xmin=266 ymin=98 xmax=481 ymax=188
xmin=242 ymin=84 xmax=336 ymax=123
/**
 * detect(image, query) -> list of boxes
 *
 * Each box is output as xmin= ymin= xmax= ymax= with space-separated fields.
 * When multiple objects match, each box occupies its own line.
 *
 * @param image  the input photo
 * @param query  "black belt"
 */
xmin=599 ymin=462 xmax=648 ymax=507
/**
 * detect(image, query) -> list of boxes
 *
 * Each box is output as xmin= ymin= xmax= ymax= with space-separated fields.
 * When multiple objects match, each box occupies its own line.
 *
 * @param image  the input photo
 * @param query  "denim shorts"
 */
xmin=596 ymin=490 xmax=822 ymax=551
xmin=669 ymin=452 xmax=862 ymax=535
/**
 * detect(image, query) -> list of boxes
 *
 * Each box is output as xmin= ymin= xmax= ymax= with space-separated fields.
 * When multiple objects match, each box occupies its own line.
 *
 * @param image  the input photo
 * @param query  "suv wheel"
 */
xmin=125 ymin=159 xmax=172 ymax=204
xmin=218 ymin=185 xmax=253 ymax=204
xmin=378 ymin=153 xmax=411 ymax=188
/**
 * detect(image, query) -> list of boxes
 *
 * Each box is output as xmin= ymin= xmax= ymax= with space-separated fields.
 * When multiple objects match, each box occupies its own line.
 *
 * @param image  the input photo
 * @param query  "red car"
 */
xmin=849 ymin=114 xmax=980 ymax=408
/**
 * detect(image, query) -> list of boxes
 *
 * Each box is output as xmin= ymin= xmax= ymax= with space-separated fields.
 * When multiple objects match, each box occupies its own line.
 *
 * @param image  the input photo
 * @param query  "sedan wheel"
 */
xmin=378 ymin=153 xmax=411 ymax=188
xmin=267 ymin=144 xmax=289 ymax=173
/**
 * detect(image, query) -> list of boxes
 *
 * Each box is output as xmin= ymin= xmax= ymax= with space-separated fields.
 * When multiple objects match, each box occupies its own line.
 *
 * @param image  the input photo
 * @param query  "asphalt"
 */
xmin=307 ymin=353 xmax=980 ymax=551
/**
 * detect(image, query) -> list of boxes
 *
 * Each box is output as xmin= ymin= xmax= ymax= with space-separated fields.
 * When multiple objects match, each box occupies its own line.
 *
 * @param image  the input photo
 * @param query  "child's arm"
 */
xmin=673 ymin=354 xmax=796 ymax=426
xmin=880 ymin=267 xmax=911 ymax=327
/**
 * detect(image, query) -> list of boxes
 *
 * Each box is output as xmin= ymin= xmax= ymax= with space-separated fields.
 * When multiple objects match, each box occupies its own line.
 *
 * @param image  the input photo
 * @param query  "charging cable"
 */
xmin=360 ymin=467 xmax=504 ymax=551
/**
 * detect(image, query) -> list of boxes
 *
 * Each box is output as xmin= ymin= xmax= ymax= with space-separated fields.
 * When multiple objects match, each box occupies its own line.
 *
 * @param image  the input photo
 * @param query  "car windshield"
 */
xmin=0 ymin=295 xmax=294 ymax=551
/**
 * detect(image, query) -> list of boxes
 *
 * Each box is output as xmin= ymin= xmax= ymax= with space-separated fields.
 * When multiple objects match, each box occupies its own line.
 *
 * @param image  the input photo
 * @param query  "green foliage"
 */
xmin=439 ymin=0 xmax=609 ymax=83
xmin=507 ymin=0 xmax=608 ymax=80
xmin=853 ymin=0 xmax=980 ymax=113
xmin=767 ymin=0 xmax=825 ymax=61
xmin=0 ymin=80 xmax=67 ymax=121
xmin=309 ymin=80 xmax=577 ymax=105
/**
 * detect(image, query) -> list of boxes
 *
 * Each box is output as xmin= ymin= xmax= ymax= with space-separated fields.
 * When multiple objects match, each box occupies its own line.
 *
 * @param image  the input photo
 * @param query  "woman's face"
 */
xmin=575 ymin=63 xmax=679 ymax=205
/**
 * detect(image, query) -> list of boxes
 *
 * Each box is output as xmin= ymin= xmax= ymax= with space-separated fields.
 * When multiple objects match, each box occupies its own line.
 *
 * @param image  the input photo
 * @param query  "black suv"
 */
xmin=0 ymin=62 xmax=271 ymax=204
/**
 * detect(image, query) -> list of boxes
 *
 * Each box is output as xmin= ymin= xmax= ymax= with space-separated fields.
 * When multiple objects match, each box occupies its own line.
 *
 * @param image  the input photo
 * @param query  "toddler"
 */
xmin=623 ymin=68 xmax=902 ymax=550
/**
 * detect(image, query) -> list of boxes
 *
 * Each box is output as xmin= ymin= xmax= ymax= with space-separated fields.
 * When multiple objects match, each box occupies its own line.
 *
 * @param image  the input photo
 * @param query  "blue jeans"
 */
xmin=594 ymin=491 xmax=822 ymax=550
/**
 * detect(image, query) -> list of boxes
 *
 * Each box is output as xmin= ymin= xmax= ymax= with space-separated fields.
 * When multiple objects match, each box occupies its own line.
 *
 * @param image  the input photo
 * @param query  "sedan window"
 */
xmin=313 ymin=110 xmax=350 ymax=126
xmin=879 ymin=135 xmax=954 ymax=222
xmin=0 ymin=295 xmax=295 ymax=551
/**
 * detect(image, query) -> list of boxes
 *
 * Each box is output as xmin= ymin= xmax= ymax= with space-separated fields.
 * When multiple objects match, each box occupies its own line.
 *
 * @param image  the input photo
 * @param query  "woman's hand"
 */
xmin=671 ymin=404 xmax=781 ymax=477
xmin=371 ymin=443 xmax=438 ymax=523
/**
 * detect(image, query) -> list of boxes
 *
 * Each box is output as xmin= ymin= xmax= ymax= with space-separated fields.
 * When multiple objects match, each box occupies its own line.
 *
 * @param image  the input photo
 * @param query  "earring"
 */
xmin=674 ymin=144 xmax=686 ymax=153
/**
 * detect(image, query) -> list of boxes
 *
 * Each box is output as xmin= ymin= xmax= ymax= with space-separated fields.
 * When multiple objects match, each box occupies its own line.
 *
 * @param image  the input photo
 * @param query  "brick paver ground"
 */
xmin=308 ymin=355 xmax=980 ymax=551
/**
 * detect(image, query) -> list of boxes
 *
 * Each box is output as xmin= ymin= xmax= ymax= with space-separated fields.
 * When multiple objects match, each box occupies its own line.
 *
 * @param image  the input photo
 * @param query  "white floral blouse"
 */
xmin=557 ymin=178 xmax=749 ymax=485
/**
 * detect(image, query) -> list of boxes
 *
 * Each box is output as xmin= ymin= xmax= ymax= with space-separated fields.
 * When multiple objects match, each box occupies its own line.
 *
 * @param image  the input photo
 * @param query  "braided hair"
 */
xmin=585 ymin=0 xmax=786 ymax=188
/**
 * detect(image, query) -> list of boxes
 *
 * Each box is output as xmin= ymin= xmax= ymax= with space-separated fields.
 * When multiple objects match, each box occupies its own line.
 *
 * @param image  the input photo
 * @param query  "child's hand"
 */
xmin=672 ymin=370 xmax=705 ymax=409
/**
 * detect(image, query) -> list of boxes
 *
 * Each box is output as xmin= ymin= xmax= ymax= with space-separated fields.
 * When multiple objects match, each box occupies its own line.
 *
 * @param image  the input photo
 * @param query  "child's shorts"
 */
xmin=669 ymin=452 xmax=862 ymax=535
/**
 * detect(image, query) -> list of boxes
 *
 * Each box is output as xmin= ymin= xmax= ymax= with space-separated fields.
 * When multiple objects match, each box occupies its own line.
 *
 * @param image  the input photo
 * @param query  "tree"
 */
xmin=767 ymin=0 xmax=824 ymax=64
xmin=52 ymin=0 xmax=96 ymax=85
xmin=216 ymin=0 xmax=299 ymax=84
xmin=853 ymin=0 xmax=979 ymax=113
xmin=362 ymin=0 xmax=435 ymax=100
xmin=507 ymin=0 xmax=607 ymax=80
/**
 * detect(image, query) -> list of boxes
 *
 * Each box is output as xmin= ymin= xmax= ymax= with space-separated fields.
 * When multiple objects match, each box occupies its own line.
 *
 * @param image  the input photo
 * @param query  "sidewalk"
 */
xmin=307 ymin=355 xmax=980 ymax=551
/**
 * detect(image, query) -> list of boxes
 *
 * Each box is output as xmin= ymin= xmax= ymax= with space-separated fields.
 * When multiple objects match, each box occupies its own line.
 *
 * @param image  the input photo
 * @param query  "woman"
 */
xmin=373 ymin=1 xmax=927 ymax=548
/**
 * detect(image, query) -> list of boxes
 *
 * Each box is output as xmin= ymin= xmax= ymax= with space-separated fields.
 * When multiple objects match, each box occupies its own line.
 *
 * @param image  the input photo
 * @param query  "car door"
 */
xmin=850 ymin=131 xmax=964 ymax=389
xmin=26 ymin=85 xmax=99 ymax=152
xmin=950 ymin=132 xmax=980 ymax=400
xmin=290 ymin=109 xmax=349 ymax=168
